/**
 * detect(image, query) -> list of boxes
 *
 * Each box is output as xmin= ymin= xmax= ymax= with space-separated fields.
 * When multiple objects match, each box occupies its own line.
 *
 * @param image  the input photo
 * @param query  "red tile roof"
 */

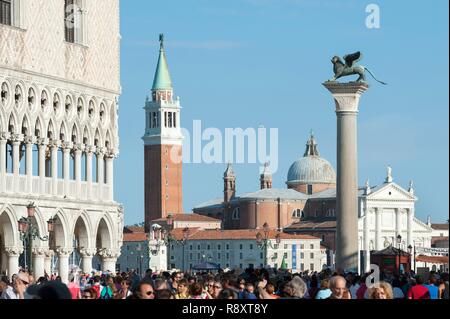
xmin=124 ymin=226 xmax=145 ymax=233
xmin=152 ymin=213 xmax=220 ymax=223
xmin=415 ymin=255 xmax=449 ymax=264
xmin=169 ymin=228 xmax=319 ymax=241
xmin=123 ymin=232 xmax=148 ymax=242
xmin=431 ymin=223 xmax=449 ymax=230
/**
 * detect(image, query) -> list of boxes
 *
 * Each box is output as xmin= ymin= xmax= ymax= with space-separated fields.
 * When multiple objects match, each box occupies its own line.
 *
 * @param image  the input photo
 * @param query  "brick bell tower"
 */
xmin=143 ymin=34 xmax=184 ymax=232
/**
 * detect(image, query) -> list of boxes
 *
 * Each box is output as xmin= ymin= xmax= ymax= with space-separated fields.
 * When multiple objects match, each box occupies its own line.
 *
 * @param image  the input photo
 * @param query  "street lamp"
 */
xmin=407 ymin=244 xmax=414 ymax=273
xmin=396 ymin=234 xmax=402 ymax=275
xmin=17 ymin=203 xmax=56 ymax=275
xmin=256 ymin=222 xmax=281 ymax=269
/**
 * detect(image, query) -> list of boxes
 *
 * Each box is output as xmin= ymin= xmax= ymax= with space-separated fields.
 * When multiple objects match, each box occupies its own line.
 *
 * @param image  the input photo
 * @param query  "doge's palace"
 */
xmin=0 ymin=0 xmax=123 ymax=282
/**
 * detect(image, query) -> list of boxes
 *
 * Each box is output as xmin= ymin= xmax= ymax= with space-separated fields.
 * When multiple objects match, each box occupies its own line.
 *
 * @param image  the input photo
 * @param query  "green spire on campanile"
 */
xmin=152 ymin=33 xmax=173 ymax=90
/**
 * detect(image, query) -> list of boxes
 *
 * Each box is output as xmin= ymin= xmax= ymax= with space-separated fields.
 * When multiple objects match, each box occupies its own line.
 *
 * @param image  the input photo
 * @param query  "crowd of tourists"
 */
xmin=0 ymin=267 xmax=448 ymax=300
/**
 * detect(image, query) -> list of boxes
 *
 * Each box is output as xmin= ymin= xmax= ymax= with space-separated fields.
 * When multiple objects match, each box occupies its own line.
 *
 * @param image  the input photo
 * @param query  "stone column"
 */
xmin=105 ymin=154 xmax=114 ymax=201
xmin=323 ymin=82 xmax=369 ymax=271
xmin=5 ymin=247 xmax=23 ymax=278
xmin=407 ymin=208 xmax=414 ymax=247
xmin=11 ymin=134 xmax=23 ymax=192
xmin=74 ymin=144 xmax=83 ymax=199
xmin=375 ymin=207 xmax=382 ymax=250
xmin=99 ymin=248 xmax=119 ymax=273
xmin=25 ymin=136 xmax=34 ymax=193
xmin=97 ymin=148 xmax=105 ymax=198
xmin=38 ymin=138 xmax=48 ymax=194
xmin=86 ymin=146 xmax=93 ymax=200
xmin=56 ymin=248 xmax=72 ymax=283
xmin=363 ymin=208 xmax=371 ymax=273
xmin=32 ymin=248 xmax=46 ymax=278
xmin=0 ymin=134 xmax=8 ymax=192
xmin=62 ymin=142 xmax=72 ymax=195
xmin=79 ymin=248 xmax=96 ymax=274
xmin=50 ymin=141 xmax=59 ymax=196
xmin=395 ymin=208 xmax=402 ymax=244
xmin=44 ymin=250 xmax=53 ymax=275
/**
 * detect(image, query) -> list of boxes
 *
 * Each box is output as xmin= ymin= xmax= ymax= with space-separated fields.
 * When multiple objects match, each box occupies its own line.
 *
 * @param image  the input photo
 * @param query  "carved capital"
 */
xmin=0 ymin=132 xmax=10 ymax=141
xmin=56 ymin=247 xmax=73 ymax=257
xmin=37 ymin=138 xmax=49 ymax=146
xmin=96 ymin=146 xmax=106 ymax=157
xmin=24 ymin=135 xmax=35 ymax=145
xmin=79 ymin=247 xmax=97 ymax=257
xmin=98 ymin=248 xmax=120 ymax=259
xmin=11 ymin=134 xmax=24 ymax=143
xmin=32 ymin=247 xmax=47 ymax=257
xmin=5 ymin=247 xmax=24 ymax=257
xmin=86 ymin=145 xmax=96 ymax=154
xmin=61 ymin=141 xmax=74 ymax=150
xmin=50 ymin=140 xmax=61 ymax=149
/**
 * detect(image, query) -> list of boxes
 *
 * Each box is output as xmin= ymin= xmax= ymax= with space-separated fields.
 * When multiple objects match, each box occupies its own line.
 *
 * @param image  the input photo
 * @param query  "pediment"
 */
xmin=366 ymin=183 xmax=417 ymax=201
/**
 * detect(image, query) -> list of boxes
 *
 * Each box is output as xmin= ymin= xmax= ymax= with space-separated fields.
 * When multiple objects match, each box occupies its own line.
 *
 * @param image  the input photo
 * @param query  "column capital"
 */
xmin=79 ymin=247 xmax=97 ymax=257
xmin=61 ymin=141 xmax=74 ymax=150
xmin=73 ymin=143 xmax=85 ymax=153
xmin=49 ymin=140 xmax=61 ymax=149
xmin=11 ymin=134 xmax=24 ymax=143
xmin=37 ymin=138 xmax=49 ymax=146
xmin=5 ymin=246 xmax=24 ymax=257
xmin=86 ymin=145 xmax=96 ymax=154
xmin=98 ymin=248 xmax=120 ymax=259
xmin=322 ymin=82 xmax=369 ymax=113
xmin=96 ymin=146 xmax=106 ymax=157
xmin=56 ymin=247 xmax=73 ymax=257
xmin=32 ymin=247 xmax=47 ymax=257
xmin=24 ymin=135 xmax=36 ymax=144
xmin=0 ymin=132 xmax=10 ymax=141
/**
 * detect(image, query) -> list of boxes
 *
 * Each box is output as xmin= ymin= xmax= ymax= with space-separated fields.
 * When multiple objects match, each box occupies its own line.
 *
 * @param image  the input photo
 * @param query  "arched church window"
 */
xmin=14 ymin=85 xmax=22 ymax=108
xmin=41 ymin=90 xmax=48 ymax=109
xmin=28 ymin=88 xmax=35 ymax=109
xmin=53 ymin=93 xmax=60 ymax=113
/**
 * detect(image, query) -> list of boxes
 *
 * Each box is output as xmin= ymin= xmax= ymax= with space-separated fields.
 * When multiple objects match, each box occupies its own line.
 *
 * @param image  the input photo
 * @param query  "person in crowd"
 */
xmin=407 ymin=276 xmax=430 ymax=299
xmin=174 ymin=279 xmax=190 ymax=299
xmin=155 ymin=289 xmax=174 ymax=299
xmin=308 ymin=275 xmax=320 ymax=299
xmin=368 ymin=281 xmax=394 ymax=299
xmin=328 ymin=276 xmax=347 ymax=299
xmin=81 ymin=287 xmax=97 ymax=299
xmin=438 ymin=273 xmax=449 ymax=299
xmin=189 ymin=282 xmax=209 ymax=299
xmin=315 ymin=278 xmax=332 ymax=299
xmin=219 ymin=288 xmax=238 ymax=299
xmin=0 ymin=275 xmax=15 ymax=299
xmin=116 ymin=278 xmax=132 ymax=299
xmin=265 ymin=283 xmax=280 ymax=299
xmin=424 ymin=275 xmax=439 ymax=299
xmin=67 ymin=273 xmax=81 ymax=299
xmin=210 ymin=280 xmax=222 ymax=299
xmin=391 ymin=278 xmax=405 ymax=299
xmin=136 ymin=281 xmax=155 ymax=300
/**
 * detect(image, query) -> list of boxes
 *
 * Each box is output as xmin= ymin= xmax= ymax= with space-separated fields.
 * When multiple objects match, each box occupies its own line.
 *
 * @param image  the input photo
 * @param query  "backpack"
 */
xmin=100 ymin=286 xmax=113 ymax=299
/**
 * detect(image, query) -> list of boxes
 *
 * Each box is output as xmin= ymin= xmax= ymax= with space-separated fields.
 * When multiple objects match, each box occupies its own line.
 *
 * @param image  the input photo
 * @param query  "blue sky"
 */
xmin=117 ymin=0 xmax=449 ymax=225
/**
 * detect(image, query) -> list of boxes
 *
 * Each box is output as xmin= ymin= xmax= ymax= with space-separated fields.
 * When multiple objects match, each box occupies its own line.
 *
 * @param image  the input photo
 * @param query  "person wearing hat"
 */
xmin=26 ymin=280 xmax=72 ymax=299
xmin=0 ymin=275 xmax=16 ymax=299
xmin=4 ymin=272 xmax=31 ymax=299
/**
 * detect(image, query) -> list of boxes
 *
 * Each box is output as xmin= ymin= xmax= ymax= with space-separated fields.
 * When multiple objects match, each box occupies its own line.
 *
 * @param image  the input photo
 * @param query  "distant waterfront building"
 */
xmin=0 ymin=0 xmax=123 ymax=281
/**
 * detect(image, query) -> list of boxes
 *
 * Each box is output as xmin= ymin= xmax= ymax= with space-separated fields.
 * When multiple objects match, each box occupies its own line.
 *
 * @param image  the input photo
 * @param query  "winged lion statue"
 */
xmin=328 ymin=51 xmax=387 ymax=85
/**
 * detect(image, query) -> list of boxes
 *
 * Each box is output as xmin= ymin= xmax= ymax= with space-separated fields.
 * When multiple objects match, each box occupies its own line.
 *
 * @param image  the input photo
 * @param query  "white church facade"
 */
xmin=0 ymin=0 xmax=123 ymax=282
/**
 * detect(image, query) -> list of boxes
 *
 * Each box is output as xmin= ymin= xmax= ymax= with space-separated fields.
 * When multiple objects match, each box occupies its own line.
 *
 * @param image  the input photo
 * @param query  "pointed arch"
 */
xmin=72 ymin=211 xmax=93 ymax=249
xmin=34 ymin=116 xmax=43 ymax=138
xmin=95 ymin=215 xmax=113 ymax=250
xmin=0 ymin=204 xmax=20 ymax=248
xmin=104 ymin=130 xmax=112 ymax=149
xmin=94 ymin=128 xmax=102 ymax=147
xmin=59 ymin=121 xmax=67 ymax=142
xmin=71 ymin=123 xmax=80 ymax=143
xmin=21 ymin=114 xmax=30 ymax=136
xmin=8 ymin=112 xmax=18 ymax=134
xmin=47 ymin=119 xmax=55 ymax=139
xmin=82 ymin=126 xmax=91 ymax=145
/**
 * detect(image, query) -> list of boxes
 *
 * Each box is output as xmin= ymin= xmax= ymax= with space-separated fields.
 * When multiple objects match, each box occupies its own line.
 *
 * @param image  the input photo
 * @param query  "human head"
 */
xmin=154 ymin=278 xmax=168 ymax=291
xmin=245 ymin=282 xmax=255 ymax=294
xmin=121 ymin=279 xmax=131 ymax=291
xmin=329 ymin=276 xmax=347 ymax=299
xmin=81 ymin=287 xmax=97 ymax=299
xmin=320 ymin=278 xmax=330 ymax=289
xmin=189 ymin=282 xmax=203 ymax=297
xmin=219 ymin=288 xmax=238 ymax=299
xmin=207 ymin=279 xmax=215 ymax=295
xmin=155 ymin=289 xmax=174 ymax=299
xmin=266 ymin=283 xmax=276 ymax=295
xmin=137 ymin=282 xmax=155 ymax=299
xmin=368 ymin=281 xmax=393 ymax=299
xmin=284 ymin=276 xmax=307 ymax=298
xmin=415 ymin=276 xmax=424 ymax=285
xmin=212 ymin=281 xmax=222 ymax=298
xmin=177 ymin=279 xmax=189 ymax=295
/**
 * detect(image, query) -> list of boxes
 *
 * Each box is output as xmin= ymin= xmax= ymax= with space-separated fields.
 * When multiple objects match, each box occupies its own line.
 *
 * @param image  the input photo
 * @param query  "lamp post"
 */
xmin=18 ymin=203 xmax=56 ymax=275
xmin=256 ymin=222 xmax=281 ymax=269
xmin=407 ymin=245 xmax=413 ymax=274
xmin=396 ymin=234 xmax=402 ymax=275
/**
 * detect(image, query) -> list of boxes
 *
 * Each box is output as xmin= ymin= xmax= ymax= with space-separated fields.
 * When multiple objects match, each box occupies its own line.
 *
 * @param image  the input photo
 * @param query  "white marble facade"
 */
xmin=0 ymin=0 xmax=123 ymax=282
xmin=358 ymin=171 xmax=433 ymax=272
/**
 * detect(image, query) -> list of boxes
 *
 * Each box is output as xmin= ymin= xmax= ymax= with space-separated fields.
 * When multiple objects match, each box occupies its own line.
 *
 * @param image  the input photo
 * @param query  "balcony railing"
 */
xmin=1 ymin=173 xmax=112 ymax=201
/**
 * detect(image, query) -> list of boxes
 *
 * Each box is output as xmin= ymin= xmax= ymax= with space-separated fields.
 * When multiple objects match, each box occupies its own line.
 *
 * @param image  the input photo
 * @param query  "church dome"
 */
xmin=287 ymin=134 xmax=336 ymax=185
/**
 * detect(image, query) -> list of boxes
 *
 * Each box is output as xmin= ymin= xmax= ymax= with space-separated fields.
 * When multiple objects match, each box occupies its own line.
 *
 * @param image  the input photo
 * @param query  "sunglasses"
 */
xmin=82 ymin=294 xmax=92 ymax=299
xmin=145 ymin=291 xmax=154 ymax=296
xmin=213 ymin=285 xmax=221 ymax=289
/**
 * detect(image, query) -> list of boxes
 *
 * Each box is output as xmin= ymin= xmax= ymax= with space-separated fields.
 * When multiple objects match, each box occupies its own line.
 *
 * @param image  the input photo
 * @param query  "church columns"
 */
xmin=407 ymin=208 xmax=414 ymax=247
xmin=97 ymin=150 xmax=105 ymax=196
xmin=56 ymin=248 xmax=72 ymax=283
xmin=86 ymin=146 xmax=93 ymax=200
xmin=0 ymin=135 xmax=7 ymax=192
xmin=105 ymin=155 xmax=114 ymax=200
xmin=363 ymin=207 xmax=371 ymax=272
xmin=375 ymin=207 xmax=382 ymax=250
xmin=62 ymin=143 xmax=71 ymax=195
xmin=5 ymin=247 xmax=23 ymax=277
xmin=25 ymin=137 xmax=34 ymax=193
xmin=74 ymin=145 xmax=83 ymax=198
xmin=38 ymin=138 xmax=48 ymax=194
xmin=79 ymin=248 xmax=96 ymax=274
xmin=50 ymin=141 xmax=59 ymax=196
xmin=11 ymin=135 xmax=22 ymax=192
xmin=99 ymin=249 xmax=119 ymax=273
xmin=32 ymin=248 xmax=46 ymax=278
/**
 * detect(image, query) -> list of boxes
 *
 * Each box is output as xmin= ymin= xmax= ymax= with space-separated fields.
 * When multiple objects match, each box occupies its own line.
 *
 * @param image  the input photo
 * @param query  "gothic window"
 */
xmin=65 ymin=0 xmax=84 ymax=44
xmin=88 ymin=101 xmax=94 ymax=118
xmin=14 ymin=85 xmax=22 ymax=108
xmin=1 ymin=82 xmax=8 ymax=105
xmin=77 ymin=98 xmax=83 ymax=118
xmin=53 ymin=93 xmax=60 ymax=113
xmin=41 ymin=90 xmax=48 ymax=109
xmin=65 ymin=96 xmax=72 ymax=115
xmin=0 ymin=0 xmax=11 ymax=25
